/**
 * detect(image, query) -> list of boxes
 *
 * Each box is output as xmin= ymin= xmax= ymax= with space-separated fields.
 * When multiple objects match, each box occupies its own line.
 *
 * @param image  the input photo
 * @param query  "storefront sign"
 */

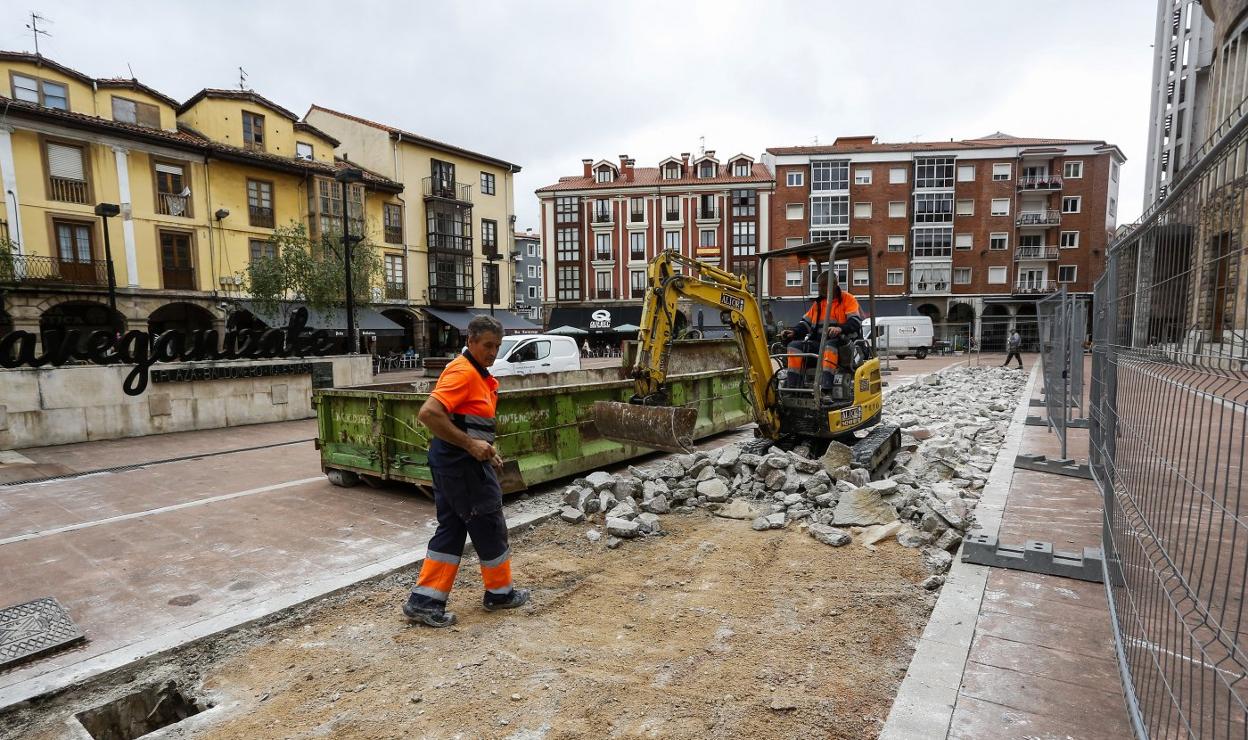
xmin=0 ymin=308 xmax=336 ymax=396
xmin=589 ymin=309 xmax=613 ymax=330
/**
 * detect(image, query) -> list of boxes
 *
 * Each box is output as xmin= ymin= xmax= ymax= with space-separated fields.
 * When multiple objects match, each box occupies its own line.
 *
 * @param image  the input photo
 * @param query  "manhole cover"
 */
xmin=0 ymin=597 xmax=85 ymax=670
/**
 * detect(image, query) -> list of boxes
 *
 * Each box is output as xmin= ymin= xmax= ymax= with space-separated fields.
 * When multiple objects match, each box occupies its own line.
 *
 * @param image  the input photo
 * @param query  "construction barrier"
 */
xmin=1090 ymin=104 xmax=1248 ymax=738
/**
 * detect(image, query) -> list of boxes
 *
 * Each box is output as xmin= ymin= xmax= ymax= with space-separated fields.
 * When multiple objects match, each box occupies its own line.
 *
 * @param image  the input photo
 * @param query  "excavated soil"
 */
xmin=193 ymin=513 xmax=932 ymax=739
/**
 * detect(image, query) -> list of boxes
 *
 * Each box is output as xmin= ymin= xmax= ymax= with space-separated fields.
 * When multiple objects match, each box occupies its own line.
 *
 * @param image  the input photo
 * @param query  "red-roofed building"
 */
xmin=763 ymin=133 xmax=1126 ymax=349
xmin=535 ymin=151 xmax=775 ymax=338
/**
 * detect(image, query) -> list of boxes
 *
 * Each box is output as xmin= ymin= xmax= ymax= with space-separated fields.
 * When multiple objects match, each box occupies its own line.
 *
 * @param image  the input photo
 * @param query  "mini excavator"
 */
xmin=593 ymin=239 xmax=901 ymax=476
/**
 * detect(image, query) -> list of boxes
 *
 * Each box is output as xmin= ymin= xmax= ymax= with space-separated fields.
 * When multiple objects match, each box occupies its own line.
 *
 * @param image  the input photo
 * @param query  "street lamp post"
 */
xmin=94 ymin=203 xmax=121 ymax=324
xmin=335 ymin=167 xmax=364 ymax=354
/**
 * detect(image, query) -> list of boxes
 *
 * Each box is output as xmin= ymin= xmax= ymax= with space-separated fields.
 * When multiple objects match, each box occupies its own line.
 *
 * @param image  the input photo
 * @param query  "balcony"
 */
xmin=1 ymin=254 xmax=109 ymax=286
xmin=911 ymin=280 xmax=950 ymax=295
xmin=423 ymin=177 xmax=472 ymax=203
xmin=249 ymin=205 xmax=275 ymax=228
xmin=384 ymin=226 xmax=403 ymax=245
xmin=428 ymin=284 xmax=474 ymax=305
xmin=1014 ymin=246 xmax=1060 ymax=261
xmin=697 ymin=207 xmax=719 ymax=221
xmin=1016 ymin=210 xmax=1061 ymax=227
xmin=594 ymin=249 xmax=613 ymax=262
xmin=161 ymin=266 xmax=196 ymax=290
xmin=384 ymin=281 xmax=407 ymax=300
xmin=49 ymin=176 xmax=89 ymax=204
xmin=593 ymin=211 xmax=613 ymax=225
xmin=1013 ymin=282 xmax=1058 ymax=296
xmin=156 ymin=192 xmax=191 ymax=217
xmin=1018 ymin=175 xmax=1063 ymax=191
xmin=428 ymin=233 xmax=473 ymax=254
xmin=629 ymin=211 xmax=645 ymax=224
xmin=664 ymin=210 xmax=681 ymax=222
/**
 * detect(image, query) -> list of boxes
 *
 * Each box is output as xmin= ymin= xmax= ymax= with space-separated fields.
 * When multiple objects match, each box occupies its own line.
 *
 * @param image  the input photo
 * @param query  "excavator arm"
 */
xmin=593 ymin=250 xmax=782 ymax=453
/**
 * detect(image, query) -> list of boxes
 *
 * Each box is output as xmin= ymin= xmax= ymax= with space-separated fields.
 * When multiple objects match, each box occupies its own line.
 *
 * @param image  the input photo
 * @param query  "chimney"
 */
xmin=619 ymin=154 xmax=633 ymax=179
xmin=681 ymin=152 xmax=690 ymax=167
xmin=582 ymin=158 xmax=593 ymax=177
xmin=705 ymin=150 xmax=715 ymax=158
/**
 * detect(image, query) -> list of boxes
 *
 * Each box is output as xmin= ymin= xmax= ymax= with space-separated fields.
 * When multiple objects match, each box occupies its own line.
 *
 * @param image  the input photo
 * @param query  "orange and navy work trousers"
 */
xmin=410 ymin=459 xmax=513 ymax=606
xmin=785 ymin=340 xmax=839 ymax=388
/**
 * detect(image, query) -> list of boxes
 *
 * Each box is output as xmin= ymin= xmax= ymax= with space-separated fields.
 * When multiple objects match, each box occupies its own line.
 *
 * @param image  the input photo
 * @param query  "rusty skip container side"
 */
xmin=313 ymin=366 xmax=750 ymax=492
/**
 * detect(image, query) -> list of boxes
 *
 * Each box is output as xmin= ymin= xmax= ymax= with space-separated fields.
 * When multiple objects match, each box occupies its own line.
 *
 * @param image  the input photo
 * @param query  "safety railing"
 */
xmin=1090 ymin=102 xmax=1248 ymax=739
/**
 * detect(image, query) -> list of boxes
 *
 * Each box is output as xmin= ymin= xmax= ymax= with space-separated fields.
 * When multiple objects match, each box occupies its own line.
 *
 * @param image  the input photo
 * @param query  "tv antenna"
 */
xmin=126 ymin=62 xmax=135 ymax=79
xmin=238 ymin=66 xmax=249 ymax=91
xmin=26 ymin=12 xmax=51 ymax=56
xmin=698 ymin=135 xmax=705 ymax=155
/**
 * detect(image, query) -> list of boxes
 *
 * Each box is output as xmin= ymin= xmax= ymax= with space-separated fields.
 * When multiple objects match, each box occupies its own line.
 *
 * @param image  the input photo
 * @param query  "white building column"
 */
xmin=0 ymin=125 xmax=23 ymax=253
xmin=112 ymin=146 xmax=139 ymax=287
xmin=759 ymin=191 xmax=771 ymax=298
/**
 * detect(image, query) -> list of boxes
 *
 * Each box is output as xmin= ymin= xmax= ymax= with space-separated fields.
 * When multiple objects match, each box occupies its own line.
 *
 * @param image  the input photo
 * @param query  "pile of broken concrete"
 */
xmin=557 ymin=366 xmax=1026 ymax=591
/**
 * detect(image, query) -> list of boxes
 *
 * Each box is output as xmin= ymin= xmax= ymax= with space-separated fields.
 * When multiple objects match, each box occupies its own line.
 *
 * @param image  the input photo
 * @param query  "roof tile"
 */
xmin=536 ymin=162 xmax=774 ymax=193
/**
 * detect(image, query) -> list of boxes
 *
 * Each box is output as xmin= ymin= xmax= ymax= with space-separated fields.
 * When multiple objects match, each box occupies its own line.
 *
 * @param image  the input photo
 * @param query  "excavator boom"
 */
xmin=594 ymin=250 xmax=780 ymax=453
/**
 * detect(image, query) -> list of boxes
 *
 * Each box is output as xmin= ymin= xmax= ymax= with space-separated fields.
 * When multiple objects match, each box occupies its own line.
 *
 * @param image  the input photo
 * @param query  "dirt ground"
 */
xmin=189 ymin=513 xmax=932 ymax=740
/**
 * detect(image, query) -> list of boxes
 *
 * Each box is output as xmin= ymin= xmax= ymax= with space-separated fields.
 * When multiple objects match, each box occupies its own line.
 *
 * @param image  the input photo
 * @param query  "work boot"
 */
xmin=402 ymin=595 xmax=457 ymax=628
xmin=483 ymin=588 xmax=530 ymax=612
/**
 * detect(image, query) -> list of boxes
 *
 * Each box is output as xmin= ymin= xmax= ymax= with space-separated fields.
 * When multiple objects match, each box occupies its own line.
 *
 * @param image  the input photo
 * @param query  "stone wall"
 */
xmin=0 ymin=356 xmax=371 ymax=449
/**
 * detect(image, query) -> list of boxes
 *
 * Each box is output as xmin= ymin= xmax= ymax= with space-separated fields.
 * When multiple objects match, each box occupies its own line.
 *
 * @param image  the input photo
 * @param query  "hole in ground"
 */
xmin=75 ymin=681 xmax=211 ymax=740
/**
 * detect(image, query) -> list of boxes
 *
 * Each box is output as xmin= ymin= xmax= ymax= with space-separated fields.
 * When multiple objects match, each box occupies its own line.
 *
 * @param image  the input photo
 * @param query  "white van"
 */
xmin=862 ymin=316 xmax=935 ymax=359
xmin=490 ymin=334 xmax=582 ymax=376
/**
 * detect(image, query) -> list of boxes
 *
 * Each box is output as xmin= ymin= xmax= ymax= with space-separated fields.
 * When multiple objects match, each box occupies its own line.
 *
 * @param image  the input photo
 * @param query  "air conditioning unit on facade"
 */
xmin=219 ymin=275 xmax=242 ymax=286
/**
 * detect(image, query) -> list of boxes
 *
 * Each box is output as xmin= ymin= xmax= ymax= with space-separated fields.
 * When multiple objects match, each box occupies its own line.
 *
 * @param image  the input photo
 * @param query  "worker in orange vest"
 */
xmin=781 ymin=270 xmax=863 ymax=388
xmin=402 ymin=314 xmax=529 ymax=627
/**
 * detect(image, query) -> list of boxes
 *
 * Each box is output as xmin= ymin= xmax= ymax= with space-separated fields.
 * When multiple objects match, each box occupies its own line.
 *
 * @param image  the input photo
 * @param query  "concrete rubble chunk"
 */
xmin=764 ymin=469 xmax=787 ymax=490
xmin=628 ymin=465 xmax=654 ymax=481
xmin=696 ymin=478 xmax=731 ymax=502
xmin=654 ymin=460 xmax=684 ymax=480
xmin=820 ymin=441 xmax=854 ymax=473
xmin=641 ymin=494 xmax=670 ymax=514
xmin=718 ymin=446 xmax=741 ymax=468
xmin=814 ymin=491 xmax=839 ymax=507
xmin=738 ymin=453 xmax=764 ymax=469
xmin=696 ymin=466 xmax=716 ymax=482
xmin=586 ymin=471 xmax=617 ymax=491
xmin=782 ymin=493 xmax=804 ymax=507
xmin=766 ymin=512 xmax=787 ymax=529
xmin=586 ymin=529 xmax=601 ymax=543
xmin=763 ymin=452 xmax=789 ymax=471
xmin=714 ymin=499 xmax=762 ymax=520
xmin=613 ymin=478 xmax=641 ymax=501
xmin=611 ymin=499 xmax=639 ymax=521
xmin=599 ymin=492 xmax=616 ymax=515
xmin=861 ymin=520 xmax=903 ymax=546
xmin=896 ymin=527 xmax=931 ymax=548
xmin=559 ymin=506 xmax=586 ymax=524
xmin=606 ymin=536 xmax=623 ymax=549
xmin=866 ymin=479 xmax=899 ymax=495
xmin=808 ymin=523 xmax=852 ymax=547
xmin=921 ymin=575 xmax=945 ymax=591
xmin=606 ymin=518 xmax=641 ymax=538
xmin=786 ymin=507 xmax=812 ymax=522
xmin=781 ymin=469 xmax=802 ymax=494
xmin=922 ymin=547 xmax=953 ymax=574
xmin=922 ymin=374 xmax=941 ymax=386
xmin=846 ymin=468 xmax=872 ymax=488
xmin=636 ymin=512 xmax=662 ymax=534
xmin=751 ymin=516 xmax=770 ymax=531
xmin=833 ymin=487 xmax=899 ymax=527
xmin=934 ymin=529 xmax=963 ymax=552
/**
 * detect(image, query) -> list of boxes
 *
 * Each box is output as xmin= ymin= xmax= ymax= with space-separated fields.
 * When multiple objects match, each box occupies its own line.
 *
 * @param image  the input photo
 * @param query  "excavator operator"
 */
xmin=782 ymin=270 xmax=863 ymax=388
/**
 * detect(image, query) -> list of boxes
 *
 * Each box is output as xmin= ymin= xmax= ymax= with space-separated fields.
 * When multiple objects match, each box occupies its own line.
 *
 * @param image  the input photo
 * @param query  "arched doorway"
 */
xmin=947 ymin=302 xmax=975 ymax=352
xmin=1014 ymin=303 xmax=1039 ymax=352
xmin=380 ymin=308 xmax=418 ymax=356
xmin=40 ymin=301 xmax=127 ymax=353
xmin=981 ymin=304 xmax=1011 ymax=352
xmin=148 ymin=302 xmax=215 ymax=336
xmin=916 ymin=303 xmax=943 ymax=343
xmin=225 ymin=308 xmax=268 ymax=333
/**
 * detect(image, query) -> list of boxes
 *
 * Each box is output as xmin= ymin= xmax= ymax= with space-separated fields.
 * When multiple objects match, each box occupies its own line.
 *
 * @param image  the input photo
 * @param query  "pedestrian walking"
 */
xmin=1003 ymin=329 xmax=1024 ymax=369
xmin=402 ymin=315 xmax=529 ymax=627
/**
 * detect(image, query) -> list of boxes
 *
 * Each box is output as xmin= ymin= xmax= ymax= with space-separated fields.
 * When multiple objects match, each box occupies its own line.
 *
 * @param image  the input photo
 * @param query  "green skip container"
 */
xmin=313 ymin=340 xmax=752 ymax=493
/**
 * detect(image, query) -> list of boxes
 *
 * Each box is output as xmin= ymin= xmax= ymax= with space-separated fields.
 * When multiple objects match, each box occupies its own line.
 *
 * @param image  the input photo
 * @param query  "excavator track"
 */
xmin=850 ymin=423 xmax=902 ymax=480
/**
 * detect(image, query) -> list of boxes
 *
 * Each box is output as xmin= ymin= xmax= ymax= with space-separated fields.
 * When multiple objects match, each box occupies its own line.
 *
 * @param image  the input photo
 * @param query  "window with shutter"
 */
xmin=46 ymin=141 xmax=88 ymax=203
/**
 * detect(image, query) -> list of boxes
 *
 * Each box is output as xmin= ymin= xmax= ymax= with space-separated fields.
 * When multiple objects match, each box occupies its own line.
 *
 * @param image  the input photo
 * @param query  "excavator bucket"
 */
xmin=592 ymin=400 xmax=698 ymax=454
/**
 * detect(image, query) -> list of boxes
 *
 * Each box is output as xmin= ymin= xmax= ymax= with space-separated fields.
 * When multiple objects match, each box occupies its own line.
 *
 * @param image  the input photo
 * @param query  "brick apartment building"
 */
xmin=763 ymin=133 xmax=1125 ymax=348
xmin=535 ymin=152 xmax=774 ymax=339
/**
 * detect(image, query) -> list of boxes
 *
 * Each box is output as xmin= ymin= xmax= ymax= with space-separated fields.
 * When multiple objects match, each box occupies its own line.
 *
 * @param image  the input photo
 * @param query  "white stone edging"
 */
xmin=879 ymin=362 xmax=1040 ymax=740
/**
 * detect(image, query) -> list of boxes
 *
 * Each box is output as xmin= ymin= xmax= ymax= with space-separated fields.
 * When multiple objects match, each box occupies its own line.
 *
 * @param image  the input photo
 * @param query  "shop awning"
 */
xmin=239 ymin=301 xmax=405 ymax=337
xmin=425 ymin=307 xmax=541 ymax=335
xmin=547 ymin=305 xmax=644 ymax=334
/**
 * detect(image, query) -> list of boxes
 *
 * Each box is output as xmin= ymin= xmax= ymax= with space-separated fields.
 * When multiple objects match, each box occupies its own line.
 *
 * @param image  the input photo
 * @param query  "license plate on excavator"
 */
xmin=592 ymin=400 xmax=698 ymax=454
xmin=840 ymin=406 xmax=863 ymax=425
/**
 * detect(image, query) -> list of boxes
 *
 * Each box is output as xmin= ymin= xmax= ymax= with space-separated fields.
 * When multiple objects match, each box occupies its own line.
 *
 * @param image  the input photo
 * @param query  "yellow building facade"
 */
xmin=304 ymin=105 xmax=527 ymax=355
xmin=0 ymin=51 xmax=405 ymax=351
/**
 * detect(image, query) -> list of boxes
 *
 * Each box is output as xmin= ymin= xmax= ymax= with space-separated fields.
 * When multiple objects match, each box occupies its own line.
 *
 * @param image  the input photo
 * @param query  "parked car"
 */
xmin=861 ymin=316 xmax=935 ymax=359
xmin=489 ymin=334 xmax=582 ymax=377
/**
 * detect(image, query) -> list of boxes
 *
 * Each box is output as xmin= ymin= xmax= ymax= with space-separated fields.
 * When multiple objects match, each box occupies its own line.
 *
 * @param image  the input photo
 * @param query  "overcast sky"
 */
xmin=2 ymin=0 xmax=1156 ymax=231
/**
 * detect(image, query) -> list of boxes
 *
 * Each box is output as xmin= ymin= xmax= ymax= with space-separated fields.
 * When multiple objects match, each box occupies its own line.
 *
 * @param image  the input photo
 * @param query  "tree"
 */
xmin=0 ymin=236 xmax=15 ymax=283
xmin=242 ymin=222 xmax=382 ymax=324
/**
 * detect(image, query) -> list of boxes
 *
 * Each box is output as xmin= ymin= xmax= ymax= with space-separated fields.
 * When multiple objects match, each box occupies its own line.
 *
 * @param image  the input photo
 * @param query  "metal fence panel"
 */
xmin=1037 ymin=288 xmax=1070 ymax=457
xmin=1091 ymin=108 xmax=1248 ymax=739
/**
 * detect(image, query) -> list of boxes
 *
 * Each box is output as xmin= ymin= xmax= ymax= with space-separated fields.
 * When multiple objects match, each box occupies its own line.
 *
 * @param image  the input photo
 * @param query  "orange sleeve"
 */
xmin=429 ymin=365 xmax=471 ymax=413
xmin=844 ymin=293 xmax=861 ymax=314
